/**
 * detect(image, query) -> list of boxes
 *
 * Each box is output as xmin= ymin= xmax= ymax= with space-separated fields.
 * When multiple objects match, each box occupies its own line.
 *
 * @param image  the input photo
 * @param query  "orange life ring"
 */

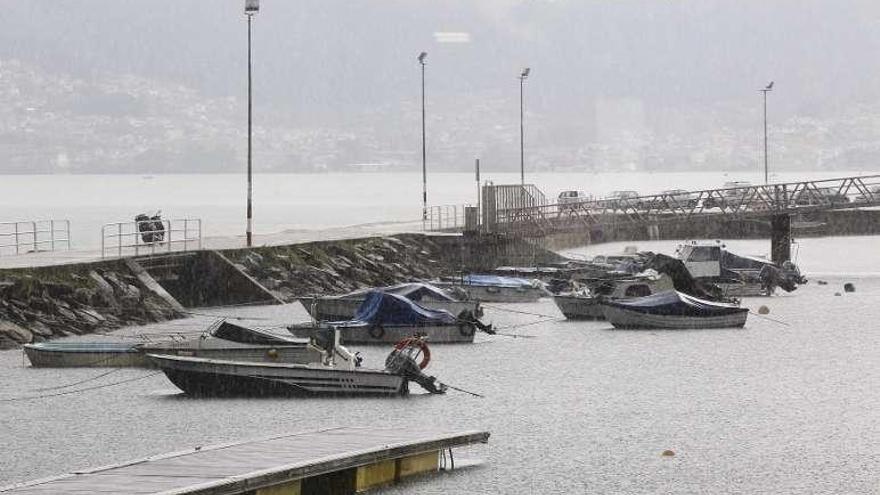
xmin=393 ymin=337 xmax=431 ymax=369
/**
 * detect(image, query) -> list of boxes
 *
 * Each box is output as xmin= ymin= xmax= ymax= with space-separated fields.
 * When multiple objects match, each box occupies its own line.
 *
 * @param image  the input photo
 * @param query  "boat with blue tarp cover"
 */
xmin=299 ymin=282 xmax=481 ymax=322
xmin=602 ymin=290 xmax=748 ymax=329
xmin=433 ymin=274 xmax=550 ymax=303
xmin=289 ymin=291 xmax=490 ymax=344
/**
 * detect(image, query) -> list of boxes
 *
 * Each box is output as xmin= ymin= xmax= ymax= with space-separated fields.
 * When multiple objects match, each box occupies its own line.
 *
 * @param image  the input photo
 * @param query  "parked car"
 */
xmin=602 ymin=190 xmax=641 ymax=209
xmin=794 ymin=187 xmax=852 ymax=206
xmin=660 ymin=189 xmax=699 ymax=208
xmin=557 ymin=190 xmax=594 ymax=210
xmin=703 ymin=181 xmax=755 ymax=209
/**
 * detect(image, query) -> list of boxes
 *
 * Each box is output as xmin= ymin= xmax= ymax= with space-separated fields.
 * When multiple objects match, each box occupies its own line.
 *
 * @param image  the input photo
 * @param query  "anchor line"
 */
xmin=0 ymin=372 xmax=163 ymax=403
xmin=748 ymin=310 xmax=790 ymax=326
xmin=33 ymin=368 xmax=122 ymax=392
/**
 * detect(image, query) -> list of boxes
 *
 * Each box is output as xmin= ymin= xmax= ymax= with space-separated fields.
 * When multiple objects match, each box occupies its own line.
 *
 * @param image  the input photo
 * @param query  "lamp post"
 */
xmin=761 ymin=80 xmax=773 ymax=185
xmin=519 ymin=67 xmax=530 ymax=185
xmin=418 ymin=52 xmax=428 ymax=221
xmin=244 ymin=0 xmax=259 ymax=247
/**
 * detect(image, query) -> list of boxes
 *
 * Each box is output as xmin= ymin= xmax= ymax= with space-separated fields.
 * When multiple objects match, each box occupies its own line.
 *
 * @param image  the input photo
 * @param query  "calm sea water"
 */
xmin=0 ymin=170 xmax=863 ymax=249
xmin=2 ymin=236 xmax=880 ymax=493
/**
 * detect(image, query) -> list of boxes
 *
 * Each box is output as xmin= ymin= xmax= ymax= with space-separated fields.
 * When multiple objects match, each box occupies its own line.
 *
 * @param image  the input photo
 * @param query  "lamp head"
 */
xmin=418 ymin=52 xmax=427 ymax=64
xmin=521 ymin=67 xmax=530 ymax=79
xmin=245 ymin=0 xmax=259 ymax=15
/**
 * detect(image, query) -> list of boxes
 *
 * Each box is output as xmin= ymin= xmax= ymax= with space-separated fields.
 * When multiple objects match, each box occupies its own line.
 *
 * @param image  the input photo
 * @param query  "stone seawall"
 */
xmin=0 ymin=261 xmax=182 ymax=349
xmin=0 ymin=233 xmax=560 ymax=348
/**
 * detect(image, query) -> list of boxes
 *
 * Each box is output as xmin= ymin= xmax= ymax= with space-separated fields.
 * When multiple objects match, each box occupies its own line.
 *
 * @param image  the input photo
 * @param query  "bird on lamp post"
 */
xmin=418 ymin=51 xmax=428 ymax=221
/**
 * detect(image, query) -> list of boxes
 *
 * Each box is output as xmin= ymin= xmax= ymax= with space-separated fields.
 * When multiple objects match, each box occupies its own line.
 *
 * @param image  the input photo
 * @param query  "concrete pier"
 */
xmin=0 ymin=427 xmax=490 ymax=495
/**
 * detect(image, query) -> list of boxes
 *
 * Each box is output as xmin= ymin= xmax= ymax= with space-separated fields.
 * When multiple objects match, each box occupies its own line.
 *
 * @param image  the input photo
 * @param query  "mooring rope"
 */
xmin=0 ymin=371 xmax=163 ymax=403
xmin=748 ymin=310 xmax=790 ymax=326
xmin=479 ymin=303 xmax=560 ymax=319
xmin=33 ymin=368 xmax=122 ymax=392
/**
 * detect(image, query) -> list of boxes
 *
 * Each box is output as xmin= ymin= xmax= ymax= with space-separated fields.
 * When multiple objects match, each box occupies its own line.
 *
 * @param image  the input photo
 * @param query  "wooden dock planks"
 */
xmin=0 ymin=427 xmax=490 ymax=495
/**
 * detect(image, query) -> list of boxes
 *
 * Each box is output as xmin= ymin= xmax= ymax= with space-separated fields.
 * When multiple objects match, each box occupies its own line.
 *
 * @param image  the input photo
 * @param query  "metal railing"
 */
xmin=424 ymin=204 xmax=472 ymax=232
xmin=101 ymin=218 xmax=202 ymax=258
xmin=483 ymin=174 xmax=880 ymax=235
xmin=0 ymin=219 xmax=71 ymax=256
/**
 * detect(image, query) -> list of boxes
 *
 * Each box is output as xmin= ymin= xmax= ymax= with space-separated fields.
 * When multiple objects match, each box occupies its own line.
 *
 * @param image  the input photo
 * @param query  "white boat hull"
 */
xmin=301 ymin=297 xmax=479 ymax=322
xmin=433 ymin=282 xmax=547 ymax=303
xmin=24 ymin=339 xmax=320 ymax=368
xmin=603 ymin=305 xmax=748 ymax=330
xmin=289 ymin=322 xmax=476 ymax=344
xmin=553 ymin=295 xmax=606 ymax=320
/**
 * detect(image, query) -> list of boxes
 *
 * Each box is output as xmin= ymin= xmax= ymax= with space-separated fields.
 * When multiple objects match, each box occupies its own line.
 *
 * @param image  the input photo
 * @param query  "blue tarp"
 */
xmin=345 ymin=291 xmax=458 ymax=326
xmin=455 ymin=274 xmax=534 ymax=288
xmin=606 ymin=290 xmax=746 ymax=317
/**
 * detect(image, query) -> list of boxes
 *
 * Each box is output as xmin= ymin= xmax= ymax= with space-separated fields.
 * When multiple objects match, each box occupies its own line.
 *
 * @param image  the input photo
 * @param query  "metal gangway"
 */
xmin=101 ymin=218 xmax=202 ymax=259
xmin=485 ymin=174 xmax=880 ymax=235
xmin=0 ymin=219 xmax=71 ymax=256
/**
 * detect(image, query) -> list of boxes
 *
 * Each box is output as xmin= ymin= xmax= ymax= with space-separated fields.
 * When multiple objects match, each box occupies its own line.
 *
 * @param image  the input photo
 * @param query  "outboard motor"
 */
xmin=135 ymin=210 xmax=165 ymax=243
xmin=385 ymin=337 xmax=447 ymax=394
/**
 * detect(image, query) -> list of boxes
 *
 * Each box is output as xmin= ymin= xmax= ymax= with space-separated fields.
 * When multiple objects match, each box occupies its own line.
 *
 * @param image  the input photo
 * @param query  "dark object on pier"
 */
xmin=135 ymin=210 xmax=165 ymax=243
xmin=843 ymin=283 xmax=856 ymax=293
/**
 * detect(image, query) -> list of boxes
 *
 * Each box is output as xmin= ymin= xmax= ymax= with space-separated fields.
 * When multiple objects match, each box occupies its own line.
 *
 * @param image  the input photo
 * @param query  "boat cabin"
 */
xmin=677 ymin=243 xmax=722 ymax=278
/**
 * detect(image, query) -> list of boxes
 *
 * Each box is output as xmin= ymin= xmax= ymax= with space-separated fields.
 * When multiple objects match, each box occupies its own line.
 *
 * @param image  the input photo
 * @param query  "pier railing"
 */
xmin=424 ymin=204 xmax=472 ymax=232
xmin=0 ymin=220 xmax=71 ymax=256
xmin=101 ymin=218 xmax=202 ymax=259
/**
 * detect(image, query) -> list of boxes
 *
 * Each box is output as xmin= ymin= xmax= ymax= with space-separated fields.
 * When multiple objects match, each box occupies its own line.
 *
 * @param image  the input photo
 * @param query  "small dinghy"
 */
xmin=23 ymin=321 xmax=317 ymax=368
xmin=433 ymin=275 xmax=549 ymax=303
xmin=602 ymin=290 xmax=748 ymax=329
xmin=300 ymin=282 xmax=481 ymax=322
xmin=290 ymin=291 xmax=492 ymax=344
xmin=149 ymin=330 xmax=448 ymax=397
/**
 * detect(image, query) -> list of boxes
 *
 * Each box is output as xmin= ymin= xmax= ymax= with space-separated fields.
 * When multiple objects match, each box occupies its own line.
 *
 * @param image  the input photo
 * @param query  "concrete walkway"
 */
xmin=0 ymin=219 xmax=443 ymax=270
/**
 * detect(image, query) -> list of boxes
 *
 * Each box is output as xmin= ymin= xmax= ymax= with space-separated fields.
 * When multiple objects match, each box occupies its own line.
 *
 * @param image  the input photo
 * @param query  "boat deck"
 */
xmin=0 ymin=426 xmax=490 ymax=495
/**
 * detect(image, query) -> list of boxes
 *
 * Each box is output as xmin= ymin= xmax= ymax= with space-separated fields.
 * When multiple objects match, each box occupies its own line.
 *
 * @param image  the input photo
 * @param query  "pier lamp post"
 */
xmin=419 ymin=51 xmax=428 ymax=221
xmin=244 ymin=0 xmax=259 ymax=247
xmin=519 ymin=67 xmax=530 ymax=185
xmin=761 ymin=81 xmax=773 ymax=185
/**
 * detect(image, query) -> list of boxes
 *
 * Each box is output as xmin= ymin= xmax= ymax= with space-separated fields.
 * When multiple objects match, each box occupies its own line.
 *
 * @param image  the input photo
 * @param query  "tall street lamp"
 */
xmin=519 ymin=67 xmax=530 ymax=185
xmin=245 ymin=0 xmax=259 ymax=247
xmin=761 ymin=80 xmax=773 ymax=185
xmin=418 ymin=51 xmax=428 ymax=221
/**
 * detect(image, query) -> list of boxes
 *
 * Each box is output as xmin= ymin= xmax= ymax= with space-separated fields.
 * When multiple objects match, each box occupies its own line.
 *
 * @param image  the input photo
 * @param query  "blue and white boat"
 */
xmin=433 ymin=274 xmax=550 ymax=303
xmin=289 ymin=291 xmax=486 ymax=344
xmin=602 ymin=290 xmax=748 ymax=329
xmin=299 ymin=282 xmax=480 ymax=322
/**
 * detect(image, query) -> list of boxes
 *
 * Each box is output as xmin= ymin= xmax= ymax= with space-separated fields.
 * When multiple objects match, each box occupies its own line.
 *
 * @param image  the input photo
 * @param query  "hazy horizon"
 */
xmin=2 ymin=1 xmax=880 ymax=174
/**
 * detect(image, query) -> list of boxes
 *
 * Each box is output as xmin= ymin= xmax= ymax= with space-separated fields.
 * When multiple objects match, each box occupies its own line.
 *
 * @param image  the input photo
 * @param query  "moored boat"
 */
xmin=299 ymin=282 xmax=480 ymax=322
xmin=23 ymin=321 xmax=317 ymax=368
xmin=553 ymin=275 xmax=673 ymax=320
xmin=602 ymin=290 xmax=748 ymax=329
xmin=432 ymin=275 xmax=549 ymax=303
xmin=150 ymin=331 xmax=448 ymax=397
xmin=290 ymin=291 xmax=489 ymax=344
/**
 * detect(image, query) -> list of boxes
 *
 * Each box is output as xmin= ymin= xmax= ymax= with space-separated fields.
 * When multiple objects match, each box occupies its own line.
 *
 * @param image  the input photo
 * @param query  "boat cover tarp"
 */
xmin=455 ymin=274 xmax=535 ymax=288
xmin=605 ymin=290 xmax=746 ymax=316
xmin=345 ymin=291 xmax=458 ymax=326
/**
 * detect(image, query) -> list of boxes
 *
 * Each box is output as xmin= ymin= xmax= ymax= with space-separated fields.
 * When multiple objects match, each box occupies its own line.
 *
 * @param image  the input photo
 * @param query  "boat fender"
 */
xmin=458 ymin=321 xmax=476 ymax=337
xmin=368 ymin=323 xmax=385 ymax=340
xmin=266 ymin=348 xmax=279 ymax=360
xmin=486 ymin=286 xmax=500 ymax=294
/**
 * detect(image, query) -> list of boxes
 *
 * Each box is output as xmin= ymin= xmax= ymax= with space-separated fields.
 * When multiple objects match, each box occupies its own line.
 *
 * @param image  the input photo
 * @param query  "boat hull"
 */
xmin=150 ymin=355 xmax=408 ymax=397
xmin=289 ymin=322 xmax=476 ymax=344
xmin=603 ymin=305 xmax=748 ymax=330
xmin=553 ymin=295 xmax=606 ymax=320
xmin=301 ymin=297 xmax=479 ymax=322
xmin=24 ymin=340 xmax=320 ymax=368
xmin=433 ymin=283 xmax=546 ymax=303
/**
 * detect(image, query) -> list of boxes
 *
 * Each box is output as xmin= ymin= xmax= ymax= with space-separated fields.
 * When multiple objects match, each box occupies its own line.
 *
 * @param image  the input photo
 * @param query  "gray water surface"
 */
xmin=2 ymin=238 xmax=879 ymax=493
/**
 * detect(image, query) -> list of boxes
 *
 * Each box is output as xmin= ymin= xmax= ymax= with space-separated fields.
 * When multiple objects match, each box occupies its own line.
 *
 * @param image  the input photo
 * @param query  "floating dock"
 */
xmin=0 ymin=426 xmax=490 ymax=495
